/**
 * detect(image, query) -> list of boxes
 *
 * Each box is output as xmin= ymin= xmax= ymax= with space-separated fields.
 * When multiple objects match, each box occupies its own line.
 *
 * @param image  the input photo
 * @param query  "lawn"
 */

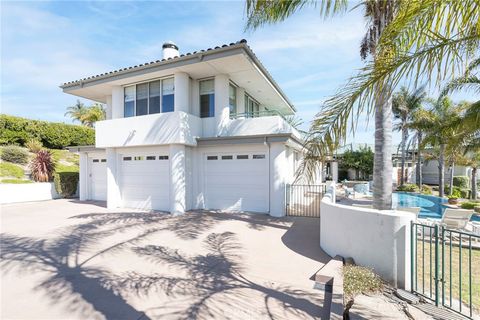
xmin=0 ymin=162 xmax=24 ymax=179
xmin=414 ymin=234 xmax=480 ymax=316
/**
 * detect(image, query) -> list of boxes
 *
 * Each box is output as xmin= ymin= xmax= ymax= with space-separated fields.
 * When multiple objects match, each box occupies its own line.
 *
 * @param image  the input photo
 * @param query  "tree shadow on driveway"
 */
xmin=1 ymin=210 xmax=326 ymax=319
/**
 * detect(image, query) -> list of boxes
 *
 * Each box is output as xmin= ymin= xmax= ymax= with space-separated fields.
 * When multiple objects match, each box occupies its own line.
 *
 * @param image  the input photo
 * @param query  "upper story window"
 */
xmin=245 ymin=94 xmax=259 ymax=116
xmin=229 ymin=84 xmax=237 ymax=114
xmin=200 ymin=79 xmax=215 ymax=118
xmin=124 ymin=77 xmax=174 ymax=117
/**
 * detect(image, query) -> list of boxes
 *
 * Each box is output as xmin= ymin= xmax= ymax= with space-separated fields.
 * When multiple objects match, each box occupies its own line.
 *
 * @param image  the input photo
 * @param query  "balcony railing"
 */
xmin=230 ymin=110 xmax=287 ymax=121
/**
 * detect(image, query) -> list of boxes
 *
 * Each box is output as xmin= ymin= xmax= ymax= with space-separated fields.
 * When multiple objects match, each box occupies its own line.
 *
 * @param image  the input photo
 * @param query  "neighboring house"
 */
xmin=62 ymin=40 xmax=305 ymax=217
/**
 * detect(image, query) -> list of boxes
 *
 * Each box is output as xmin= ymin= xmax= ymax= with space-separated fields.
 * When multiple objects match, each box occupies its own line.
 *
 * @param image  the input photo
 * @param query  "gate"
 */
xmin=411 ymin=221 xmax=480 ymax=318
xmin=285 ymin=184 xmax=326 ymax=217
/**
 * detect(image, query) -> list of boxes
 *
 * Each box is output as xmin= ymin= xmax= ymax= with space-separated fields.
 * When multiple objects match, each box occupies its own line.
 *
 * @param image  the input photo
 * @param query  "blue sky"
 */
xmin=1 ymin=1 xmax=475 ymax=144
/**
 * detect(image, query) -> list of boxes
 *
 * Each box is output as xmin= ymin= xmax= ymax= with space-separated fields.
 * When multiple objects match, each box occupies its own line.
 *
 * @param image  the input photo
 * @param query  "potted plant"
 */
xmin=447 ymin=195 xmax=459 ymax=205
xmin=474 ymin=206 xmax=480 ymax=214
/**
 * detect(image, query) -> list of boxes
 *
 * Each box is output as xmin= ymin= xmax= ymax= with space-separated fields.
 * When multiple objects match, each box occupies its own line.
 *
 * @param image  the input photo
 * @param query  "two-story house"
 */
xmin=62 ymin=40 xmax=305 ymax=217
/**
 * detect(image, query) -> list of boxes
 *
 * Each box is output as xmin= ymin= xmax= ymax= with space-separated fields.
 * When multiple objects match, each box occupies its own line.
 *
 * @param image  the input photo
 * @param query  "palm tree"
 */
xmin=82 ymin=103 xmax=106 ymax=127
xmin=419 ymin=97 xmax=463 ymax=198
xmin=247 ymin=0 xmax=399 ymax=209
xmin=392 ymin=86 xmax=426 ymax=186
xmin=64 ymin=100 xmax=87 ymax=124
xmin=407 ymin=107 xmax=431 ymax=189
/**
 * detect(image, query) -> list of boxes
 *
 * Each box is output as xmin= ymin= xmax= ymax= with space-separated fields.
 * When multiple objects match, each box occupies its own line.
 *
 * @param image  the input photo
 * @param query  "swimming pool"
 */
xmin=393 ymin=192 xmax=480 ymax=222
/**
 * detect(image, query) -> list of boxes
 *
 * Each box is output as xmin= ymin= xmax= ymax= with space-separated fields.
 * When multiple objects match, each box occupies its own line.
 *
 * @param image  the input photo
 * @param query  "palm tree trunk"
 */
xmin=448 ymin=162 xmax=455 ymax=196
xmin=472 ymin=167 xmax=478 ymax=200
xmin=438 ymin=144 xmax=445 ymax=198
xmin=400 ymin=126 xmax=408 ymax=185
xmin=373 ymin=88 xmax=393 ymax=210
xmin=416 ymin=132 xmax=422 ymax=189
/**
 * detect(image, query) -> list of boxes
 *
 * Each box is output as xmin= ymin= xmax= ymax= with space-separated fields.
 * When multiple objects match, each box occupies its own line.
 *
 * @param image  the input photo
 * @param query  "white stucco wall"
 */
xmin=0 ymin=183 xmax=60 ymax=204
xmin=320 ymin=187 xmax=414 ymax=289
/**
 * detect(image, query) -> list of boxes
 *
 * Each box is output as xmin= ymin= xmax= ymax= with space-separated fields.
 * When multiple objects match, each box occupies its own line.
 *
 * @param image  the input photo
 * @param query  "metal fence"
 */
xmin=411 ymin=221 xmax=480 ymax=319
xmin=285 ymin=184 xmax=326 ymax=218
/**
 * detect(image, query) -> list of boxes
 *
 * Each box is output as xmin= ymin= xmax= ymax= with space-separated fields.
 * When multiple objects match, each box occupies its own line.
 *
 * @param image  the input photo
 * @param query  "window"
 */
xmin=245 ymin=94 xmax=259 ymax=116
xmin=200 ymin=79 xmax=215 ymax=118
xmin=124 ymin=86 xmax=135 ymax=117
xmin=93 ymin=159 xmax=99 ymax=163
xmin=229 ymin=84 xmax=237 ymax=114
xmin=123 ymin=157 xmax=132 ymax=161
xmin=237 ymin=155 xmax=248 ymax=160
xmin=162 ymin=78 xmax=174 ymax=113
xmin=207 ymin=156 xmax=218 ymax=160
xmin=136 ymin=83 xmax=148 ymax=116
xmin=158 ymin=156 xmax=169 ymax=160
xmin=134 ymin=156 xmax=144 ymax=161
xmin=149 ymin=81 xmax=160 ymax=114
xmin=221 ymin=155 xmax=233 ymax=160
xmin=253 ymin=154 xmax=265 ymax=159
xmin=123 ymin=77 xmax=174 ymax=117
xmin=101 ymin=159 xmax=107 ymax=163
xmin=146 ymin=156 xmax=156 ymax=160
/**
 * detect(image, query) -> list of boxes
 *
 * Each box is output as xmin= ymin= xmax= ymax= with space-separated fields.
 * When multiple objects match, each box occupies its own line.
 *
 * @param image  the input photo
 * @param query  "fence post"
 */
xmin=434 ymin=224 xmax=439 ymax=307
xmin=285 ymin=184 xmax=290 ymax=216
xmin=410 ymin=220 xmax=414 ymax=293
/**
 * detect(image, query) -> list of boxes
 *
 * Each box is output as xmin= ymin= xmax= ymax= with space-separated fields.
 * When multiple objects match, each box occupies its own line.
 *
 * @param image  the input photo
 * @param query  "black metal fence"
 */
xmin=411 ymin=221 xmax=480 ymax=319
xmin=285 ymin=184 xmax=326 ymax=218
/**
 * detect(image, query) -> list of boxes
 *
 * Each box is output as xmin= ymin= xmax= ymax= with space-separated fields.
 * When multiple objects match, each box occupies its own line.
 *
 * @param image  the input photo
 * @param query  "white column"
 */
xmin=214 ymin=74 xmax=229 ymax=136
xmin=169 ymin=144 xmax=186 ymax=215
xmin=106 ymin=148 xmax=121 ymax=209
xmin=236 ymin=87 xmax=245 ymax=114
xmin=111 ymin=86 xmax=124 ymax=119
xmin=269 ymin=142 xmax=287 ymax=217
xmin=79 ymin=153 xmax=88 ymax=201
xmin=331 ymin=161 xmax=339 ymax=183
xmin=105 ymin=95 xmax=112 ymax=120
xmin=174 ymin=72 xmax=189 ymax=113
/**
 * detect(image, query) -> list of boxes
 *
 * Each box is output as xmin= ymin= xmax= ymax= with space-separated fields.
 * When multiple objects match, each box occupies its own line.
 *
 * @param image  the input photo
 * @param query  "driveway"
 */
xmin=1 ymin=199 xmax=331 ymax=320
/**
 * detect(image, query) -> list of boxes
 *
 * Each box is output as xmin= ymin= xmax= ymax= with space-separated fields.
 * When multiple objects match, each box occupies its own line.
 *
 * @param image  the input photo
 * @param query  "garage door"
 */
xmin=120 ymin=154 xmax=170 ymax=211
xmin=90 ymin=158 xmax=107 ymax=201
xmin=204 ymin=152 xmax=269 ymax=212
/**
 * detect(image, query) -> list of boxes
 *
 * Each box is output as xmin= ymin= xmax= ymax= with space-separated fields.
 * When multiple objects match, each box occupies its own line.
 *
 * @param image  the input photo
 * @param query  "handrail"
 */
xmin=230 ymin=110 xmax=287 ymax=120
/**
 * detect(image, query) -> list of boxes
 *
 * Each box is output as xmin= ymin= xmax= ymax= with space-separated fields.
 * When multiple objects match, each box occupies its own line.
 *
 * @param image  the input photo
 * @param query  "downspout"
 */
xmin=264 ymin=137 xmax=271 ymax=214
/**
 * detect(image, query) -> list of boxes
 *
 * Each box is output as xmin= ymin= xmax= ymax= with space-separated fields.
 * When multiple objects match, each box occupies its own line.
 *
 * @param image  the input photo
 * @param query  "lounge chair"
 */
xmin=343 ymin=186 xmax=355 ymax=199
xmin=397 ymin=207 xmax=421 ymax=219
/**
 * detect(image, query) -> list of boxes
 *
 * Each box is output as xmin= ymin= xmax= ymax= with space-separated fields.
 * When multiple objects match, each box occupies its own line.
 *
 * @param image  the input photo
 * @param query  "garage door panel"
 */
xmin=90 ymin=159 xmax=107 ymax=201
xmin=204 ymin=153 xmax=268 ymax=213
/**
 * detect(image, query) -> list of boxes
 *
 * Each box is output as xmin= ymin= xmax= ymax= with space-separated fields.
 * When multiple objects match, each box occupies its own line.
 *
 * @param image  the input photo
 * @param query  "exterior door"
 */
xmin=90 ymin=158 xmax=107 ymax=201
xmin=204 ymin=152 xmax=269 ymax=212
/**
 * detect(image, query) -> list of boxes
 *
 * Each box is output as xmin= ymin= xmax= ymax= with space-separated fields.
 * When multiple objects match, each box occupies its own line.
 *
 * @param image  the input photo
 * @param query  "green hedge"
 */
xmin=453 ymin=176 xmax=470 ymax=189
xmin=0 ymin=114 xmax=95 ymax=149
xmin=0 ymin=146 xmax=29 ymax=164
xmin=54 ymin=172 xmax=79 ymax=198
xmin=460 ymin=201 xmax=480 ymax=210
xmin=396 ymin=183 xmax=419 ymax=192
xmin=445 ymin=185 xmax=470 ymax=199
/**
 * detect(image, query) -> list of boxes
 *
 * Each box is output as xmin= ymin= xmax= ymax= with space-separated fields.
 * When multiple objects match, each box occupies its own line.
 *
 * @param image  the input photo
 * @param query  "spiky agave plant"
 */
xmin=30 ymin=150 xmax=55 ymax=182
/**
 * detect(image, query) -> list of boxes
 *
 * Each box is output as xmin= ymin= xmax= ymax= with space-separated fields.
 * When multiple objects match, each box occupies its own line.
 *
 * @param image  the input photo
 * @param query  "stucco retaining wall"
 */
xmin=0 ymin=182 xmax=60 ymax=204
xmin=320 ymin=185 xmax=415 ymax=289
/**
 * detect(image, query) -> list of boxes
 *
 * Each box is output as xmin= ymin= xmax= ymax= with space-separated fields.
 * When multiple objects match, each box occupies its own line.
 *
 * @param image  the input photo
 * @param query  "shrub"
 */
xmin=445 ymin=186 xmax=470 ymax=198
xmin=54 ymin=172 xmax=79 ymax=198
xmin=453 ymin=176 xmax=470 ymax=189
xmin=0 ymin=114 xmax=95 ymax=149
xmin=0 ymin=162 xmax=24 ymax=178
xmin=25 ymin=138 xmax=43 ymax=153
xmin=30 ymin=150 xmax=55 ymax=182
xmin=421 ymin=184 xmax=433 ymax=195
xmin=343 ymin=265 xmax=383 ymax=299
xmin=396 ymin=183 xmax=419 ymax=192
xmin=1 ymin=145 xmax=29 ymax=164
xmin=460 ymin=201 xmax=480 ymax=210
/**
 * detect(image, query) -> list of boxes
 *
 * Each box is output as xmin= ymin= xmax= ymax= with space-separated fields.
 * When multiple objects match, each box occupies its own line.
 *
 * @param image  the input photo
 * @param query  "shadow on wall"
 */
xmin=1 ymin=210 xmax=326 ymax=319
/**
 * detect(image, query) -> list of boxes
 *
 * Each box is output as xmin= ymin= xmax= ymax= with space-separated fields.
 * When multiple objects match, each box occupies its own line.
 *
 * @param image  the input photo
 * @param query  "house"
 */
xmin=61 ymin=40 xmax=306 ymax=217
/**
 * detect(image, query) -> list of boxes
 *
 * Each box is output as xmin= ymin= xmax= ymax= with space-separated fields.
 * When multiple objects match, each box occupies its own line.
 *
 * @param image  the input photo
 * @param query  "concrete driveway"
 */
xmin=1 ymin=199 xmax=331 ymax=320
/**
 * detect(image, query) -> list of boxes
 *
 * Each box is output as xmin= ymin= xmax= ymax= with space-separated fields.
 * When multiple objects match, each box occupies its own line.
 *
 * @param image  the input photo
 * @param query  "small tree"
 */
xmin=340 ymin=146 xmax=374 ymax=180
xmin=30 ymin=150 xmax=55 ymax=182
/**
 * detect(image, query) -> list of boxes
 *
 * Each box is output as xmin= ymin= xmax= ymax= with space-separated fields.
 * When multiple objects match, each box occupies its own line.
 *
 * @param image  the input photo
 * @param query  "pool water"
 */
xmin=393 ymin=192 xmax=480 ymax=222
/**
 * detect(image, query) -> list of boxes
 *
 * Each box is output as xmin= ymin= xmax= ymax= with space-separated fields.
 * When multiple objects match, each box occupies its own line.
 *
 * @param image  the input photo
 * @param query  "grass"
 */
xmin=414 ymin=233 xmax=480 ymax=315
xmin=55 ymin=163 xmax=79 ymax=173
xmin=0 ymin=162 xmax=24 ymax=178
xmin=50 ymin=149 xmax=79 ymax=166
xmin=1 ymin=179 xmax=33 ymax=184
xmin=343 ymin=265 xmax=383 ymax=299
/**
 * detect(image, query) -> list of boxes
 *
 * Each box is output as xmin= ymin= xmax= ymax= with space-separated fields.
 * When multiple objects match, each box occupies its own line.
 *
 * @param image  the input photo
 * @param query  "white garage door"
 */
xmin=120 ymin=154 xmax=170 ymax=211
xmin=90 ymin=158 xmax=107 ymax=201
xmin=204 ymin=152 xmax=269 ymax=212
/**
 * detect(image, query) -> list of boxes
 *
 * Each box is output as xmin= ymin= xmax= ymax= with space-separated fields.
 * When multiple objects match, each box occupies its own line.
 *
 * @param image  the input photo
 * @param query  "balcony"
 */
xmin=95 ymin=111 xmax=202 ymax=148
